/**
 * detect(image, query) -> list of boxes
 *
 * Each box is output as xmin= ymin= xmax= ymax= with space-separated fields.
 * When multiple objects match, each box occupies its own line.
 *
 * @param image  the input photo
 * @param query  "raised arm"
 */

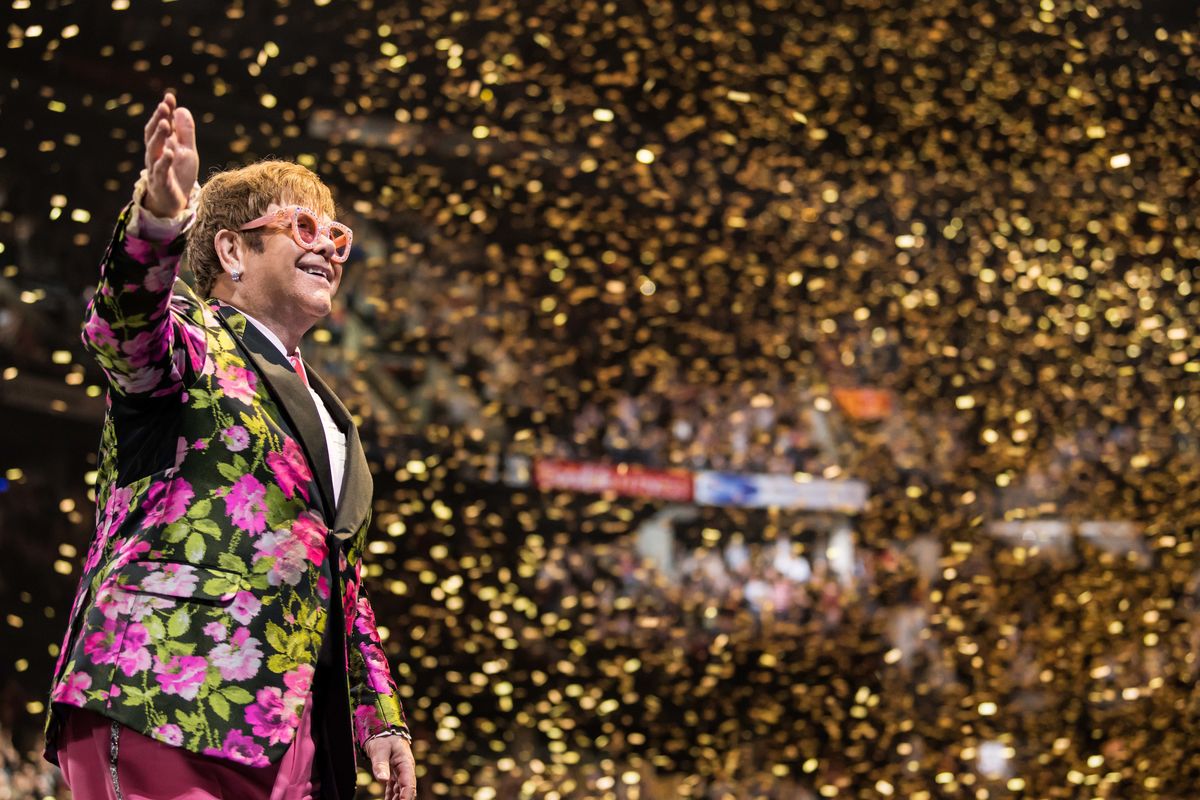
xmin=82 ymin=93 xmax=205 ymax=398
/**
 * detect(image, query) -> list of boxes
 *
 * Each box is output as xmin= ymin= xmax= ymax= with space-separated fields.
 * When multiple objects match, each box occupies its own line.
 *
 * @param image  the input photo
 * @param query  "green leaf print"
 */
xmin=193 ymin=518 xmax=222 ymax=537
xmin=217 ymin=552 xmax=244 ymax=574
xmin=189 ymin=389 xmax=214 ymax=409
xmin=216 ymin=461 xmax=242 ymax=482
xmin=264 ymin=483 xmax=296 ymax=528
xmin=176 ymin=709 xmax=203 ymax=733
xmin=202 ymin=577 xmax=234 ymax=598
xmin=267 ymin=654 xmax=297 ymax=673
xmin=265 ymin=621 xmax=288 ymax=652
xmin=221 ymin=686 xmax=254 ymax=704
xmin=209 ymin=693 xmax=231 ymax=721
xmin=167 ymin=608 xmax=192 ymax=638
xmin=162 ymin=521 xmax=189 ymax=544
xmin=185 ymin=532 xmax=205 ymax=562
xmin=186 ymin=498 xmax=213 ymax=518
xmin=144 ymin=615 xmax=166 ymax=640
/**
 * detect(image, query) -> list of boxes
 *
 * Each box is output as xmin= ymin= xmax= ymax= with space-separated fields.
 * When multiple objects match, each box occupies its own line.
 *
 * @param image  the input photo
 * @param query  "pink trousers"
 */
xmin=58 ymin=699 xmax=319 ymax=800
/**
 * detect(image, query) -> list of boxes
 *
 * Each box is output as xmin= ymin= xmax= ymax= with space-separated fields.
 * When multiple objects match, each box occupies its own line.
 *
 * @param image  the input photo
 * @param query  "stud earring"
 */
xmin=231 ymin=270 xmax=242 ymax=282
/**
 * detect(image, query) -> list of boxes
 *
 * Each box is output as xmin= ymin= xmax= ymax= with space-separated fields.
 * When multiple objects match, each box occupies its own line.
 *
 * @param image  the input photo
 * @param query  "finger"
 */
xmin=143 ymin=102 xmax=171 ymax=146
xmin=151 ymin=146 xmax=176 ymax=187
xmin=395 ymin=754 xmax=414 ymax=800
xmin=396 ymin=752 xmax=416 ymax=787
xmin=145 ymin=118 xmax=172 ymax=167
xmin=172 ymin=105 xmax=196 ymax=151
xmin=148 ymin=151 xmax=175 ymax=199
xmin=372 ymin=760 xmax=390 ymax=783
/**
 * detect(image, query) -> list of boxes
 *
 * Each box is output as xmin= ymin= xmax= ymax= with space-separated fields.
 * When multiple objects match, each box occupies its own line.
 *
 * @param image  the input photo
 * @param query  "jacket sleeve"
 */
xmin=343 ymin=556 xmax=411 ymax=749
xmin=81 ymin=202 xmax=207 ymax=399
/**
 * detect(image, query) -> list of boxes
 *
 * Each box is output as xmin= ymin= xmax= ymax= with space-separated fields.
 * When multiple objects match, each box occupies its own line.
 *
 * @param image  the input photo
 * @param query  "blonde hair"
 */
xmin=186 ymin=160 xmax=335 ymax=296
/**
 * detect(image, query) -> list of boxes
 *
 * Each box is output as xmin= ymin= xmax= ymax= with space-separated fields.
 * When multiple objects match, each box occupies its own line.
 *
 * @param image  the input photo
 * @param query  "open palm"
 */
xmin=142 ymin=92 xmax=198 ymax=218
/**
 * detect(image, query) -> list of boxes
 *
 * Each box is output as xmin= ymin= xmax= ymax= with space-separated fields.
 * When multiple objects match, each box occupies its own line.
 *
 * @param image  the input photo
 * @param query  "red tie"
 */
xmin=289 ymin=354 xmax=309 ymax=387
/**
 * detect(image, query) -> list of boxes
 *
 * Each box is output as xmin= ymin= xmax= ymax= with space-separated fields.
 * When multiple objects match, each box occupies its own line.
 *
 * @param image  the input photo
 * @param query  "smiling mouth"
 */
xmin=298 ymin=264 xmax=332 ymax=283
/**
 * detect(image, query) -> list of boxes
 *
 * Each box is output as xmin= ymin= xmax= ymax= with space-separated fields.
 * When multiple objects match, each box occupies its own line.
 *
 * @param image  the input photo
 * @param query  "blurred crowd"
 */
xmin=3 ymin=0 xmax=1200 ymax=797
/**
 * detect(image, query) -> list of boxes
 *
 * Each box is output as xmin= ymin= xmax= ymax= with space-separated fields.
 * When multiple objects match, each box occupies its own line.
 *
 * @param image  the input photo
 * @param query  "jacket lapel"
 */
xmin=212 ymin=303 xmax=338 ymax=522
xmin=307 ymin=368 xmax=373 ymax=543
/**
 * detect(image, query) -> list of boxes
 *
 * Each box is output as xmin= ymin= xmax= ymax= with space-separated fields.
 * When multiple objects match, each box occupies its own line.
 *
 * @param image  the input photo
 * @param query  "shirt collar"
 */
xmin=222 ymin=302 xmax=301 ymax=361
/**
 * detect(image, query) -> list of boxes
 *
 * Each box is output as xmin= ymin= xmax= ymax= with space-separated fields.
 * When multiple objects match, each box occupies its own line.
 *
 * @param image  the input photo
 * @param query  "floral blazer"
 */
xmin=45 ymin=204 xmax=409 ymax=788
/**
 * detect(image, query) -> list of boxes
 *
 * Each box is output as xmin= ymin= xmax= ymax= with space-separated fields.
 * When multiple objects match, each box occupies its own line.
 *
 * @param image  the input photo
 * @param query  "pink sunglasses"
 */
xmin=238 ymin=205 xmax=353 ymax=264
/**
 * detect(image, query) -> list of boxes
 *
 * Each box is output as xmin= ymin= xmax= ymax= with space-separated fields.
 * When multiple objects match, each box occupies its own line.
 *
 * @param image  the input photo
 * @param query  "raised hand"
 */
xmin=142 ymin=92 xmax=198 ymax=218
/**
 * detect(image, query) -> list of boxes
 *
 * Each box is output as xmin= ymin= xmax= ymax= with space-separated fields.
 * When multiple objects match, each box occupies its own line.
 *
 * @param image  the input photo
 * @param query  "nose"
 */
xmin=310 ymin=229 xmax=336 ymax=262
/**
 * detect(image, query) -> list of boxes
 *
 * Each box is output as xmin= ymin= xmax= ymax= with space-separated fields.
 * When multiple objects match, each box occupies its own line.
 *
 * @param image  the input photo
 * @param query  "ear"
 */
xmin=213 ymin=229 xmax=244 ymax=276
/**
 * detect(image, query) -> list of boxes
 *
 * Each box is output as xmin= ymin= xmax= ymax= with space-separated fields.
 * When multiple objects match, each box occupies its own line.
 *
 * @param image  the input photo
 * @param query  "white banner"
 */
xmin=694 ymin=472 xmax=869 ymax=512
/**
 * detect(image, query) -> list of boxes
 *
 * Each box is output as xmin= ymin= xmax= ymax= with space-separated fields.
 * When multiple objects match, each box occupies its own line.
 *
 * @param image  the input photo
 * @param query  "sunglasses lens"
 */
xmin=329 ymin=224 xmax=351 ymax=258
xmin=294 ymin=211 xmax=319 ymax=244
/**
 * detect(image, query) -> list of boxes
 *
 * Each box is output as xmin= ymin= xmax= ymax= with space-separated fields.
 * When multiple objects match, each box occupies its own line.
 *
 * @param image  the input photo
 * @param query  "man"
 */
xmin=44 ymin=92 xmax=417 ymax=800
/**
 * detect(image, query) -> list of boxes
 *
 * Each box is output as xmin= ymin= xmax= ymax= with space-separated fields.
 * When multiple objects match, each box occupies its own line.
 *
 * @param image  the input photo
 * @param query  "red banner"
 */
xmin=533 ymin=460 xmax=694 ymax=502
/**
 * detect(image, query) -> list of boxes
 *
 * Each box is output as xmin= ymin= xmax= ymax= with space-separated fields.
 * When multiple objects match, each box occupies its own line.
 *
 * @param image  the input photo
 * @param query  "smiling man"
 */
xmin=44 ymin=93 xmax=417 ymax=800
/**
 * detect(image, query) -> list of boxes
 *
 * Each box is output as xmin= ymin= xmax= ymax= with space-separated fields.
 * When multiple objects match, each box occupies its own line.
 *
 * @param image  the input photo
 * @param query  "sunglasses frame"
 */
xmin=238 ymin=205 xmax=353 ymax=264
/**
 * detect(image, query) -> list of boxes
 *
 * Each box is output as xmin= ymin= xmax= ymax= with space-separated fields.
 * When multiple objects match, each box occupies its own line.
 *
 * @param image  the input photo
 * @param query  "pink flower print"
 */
xmin=229 ymin=591 xmax=262 ymax=625
xmin=123 ymin=234 xmax=156 ymax=264
xmin=252 ymin=531 xmax=308 ymax=587
xmin=109 ymin=538 xmax=151 ymax=572
xmin=354 ymin=595 xmax=379 ymax=639
xmin=291 ymin=513 xmax=328 ymax=566
xmin=204 ymin=729 xmax=269 ymax=768
xmin=220 ymin=425 xmax=250 ymax=452
xmin=203 ymin=621 xmax=228 ymax=642
xmin=174 ymin=436 xmax=189 ymax=467
xmin=115 ymin=622 xmax=152 ymax=677
xmin=152 ymin=723 xmax=183 ymax=747
xmin=103 ymin=485 xmax=134 ymax=532
xmin=153 ymin=654 xmax=208 ymax=701
xmin=244 ymin=687 xmax=298 ymax=746
xmin=265 ymin=439 xmax=312 ymax=501
xmin=353 ymin=705 xmax=385 ymax=743
xmin=361 ymin=643 xmax=394 ymax=694
xmin=113 ymin=366 xmax=163 ymax=394
xmin=342 ymin=562 xmax=360 ymax=619
xmin=121 ymin=330 xmax=170 ymax=368
xmin=84 ymin=486 xmax=133 ymax=573
xmin=175 ymin=320 xmax=207 ymax=374
xmin=83 ymin=618 xmax=121 ymax=665
xmin=144 ymin=261 xmax=175 ymax=293
xmin=193 ymin=438 xmax=208 ymax=451
xmin=139 ymin=563 xmax=199 ymax=598
xmin=217 ymin=363 xmax=258 ymax=404
xmin=83 ymin=316 xmax=119 ymax=351
xmin=209 ymin=627 xmax=262 ymax=682
xmin=317 ymin=573 xmax=330 ymax=601
xmin=51 ymin=672 xmax=92 ymax=706
xmin=283 ymin=664 xmax=314 ymax=704
xmin=223 ymin=474 xmax=267 ymax=534
xmin=142 ymin=477 xmax=194 ymax=527
xmin=93 ymin=578 xmax=137 ymax=621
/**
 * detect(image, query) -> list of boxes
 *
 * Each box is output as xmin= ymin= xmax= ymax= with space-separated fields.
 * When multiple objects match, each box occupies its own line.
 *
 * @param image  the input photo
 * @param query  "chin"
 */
xmin=300 ymin=294 xmax=333 ymax=319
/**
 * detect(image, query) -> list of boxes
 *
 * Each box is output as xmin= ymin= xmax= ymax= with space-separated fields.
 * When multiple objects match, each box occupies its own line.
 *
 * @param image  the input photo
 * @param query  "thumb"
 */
xmin=372 ymin=759 xmax=390 ymax=781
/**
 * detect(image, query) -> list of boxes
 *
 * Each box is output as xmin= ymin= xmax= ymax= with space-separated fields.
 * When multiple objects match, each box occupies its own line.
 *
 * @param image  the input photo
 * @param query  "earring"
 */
xmin=231 ymin=270 xmax=242 ymax=282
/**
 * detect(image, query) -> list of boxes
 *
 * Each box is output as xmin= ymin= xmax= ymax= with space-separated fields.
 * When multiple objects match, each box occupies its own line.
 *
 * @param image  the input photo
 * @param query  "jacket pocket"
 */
xmin=111 ymin=558 xmax=243 ymax=606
